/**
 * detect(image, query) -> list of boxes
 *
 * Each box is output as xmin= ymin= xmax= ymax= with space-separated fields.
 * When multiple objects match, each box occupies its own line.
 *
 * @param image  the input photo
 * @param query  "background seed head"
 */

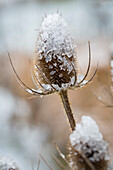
xmin=67 ymin=116 xmax=109 ymax=170
xmin=33 ymin=13 xmax=77 ymax=91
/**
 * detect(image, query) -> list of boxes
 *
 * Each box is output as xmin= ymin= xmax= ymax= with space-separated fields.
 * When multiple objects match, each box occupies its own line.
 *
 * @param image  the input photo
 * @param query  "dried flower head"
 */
xmin=8 ymin=13 xmax=97 ymax=131
xmin=0 ymin=156 xmax=19 ymax=170
xmin=33 ymin=13 xmax=77 ymax=92
xmin=67 ymin=116 xmax=109 ymax=170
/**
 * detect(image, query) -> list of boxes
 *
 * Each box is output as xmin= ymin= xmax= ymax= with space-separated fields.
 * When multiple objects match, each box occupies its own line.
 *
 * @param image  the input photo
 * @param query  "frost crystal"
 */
xmin=0 ymin=156 xmax=19 ymax=170
xmin=70 ymin=116 xmax=109 ymax=163
xmin=76 ymin=74 xmax=88 ymax=86
xmin=42 ymin=84 xmax=52 ymax=91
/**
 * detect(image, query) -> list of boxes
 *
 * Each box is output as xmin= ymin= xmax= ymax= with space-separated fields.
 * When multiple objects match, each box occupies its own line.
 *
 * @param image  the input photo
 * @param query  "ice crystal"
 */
xmin=76 ymin=74 xmax=88 ymax=86
xmin=42 ymin=84 xmax=52 ymax=91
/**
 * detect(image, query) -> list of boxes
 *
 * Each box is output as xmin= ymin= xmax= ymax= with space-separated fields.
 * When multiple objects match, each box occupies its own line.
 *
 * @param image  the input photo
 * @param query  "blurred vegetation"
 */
xmin=0 ymin=0 xmax=113 ymax=169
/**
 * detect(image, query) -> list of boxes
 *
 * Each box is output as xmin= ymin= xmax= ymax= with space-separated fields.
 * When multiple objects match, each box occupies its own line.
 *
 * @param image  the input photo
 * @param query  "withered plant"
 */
xmin=37 ymin=116 xmax=109 ymax=170
xmin=8 ymin=13 xmax=111 ymax=170
xmin=8 ymin=13 xmax=97 ymax=132
xmin=67 ymin=116 xmax=109 ymax=170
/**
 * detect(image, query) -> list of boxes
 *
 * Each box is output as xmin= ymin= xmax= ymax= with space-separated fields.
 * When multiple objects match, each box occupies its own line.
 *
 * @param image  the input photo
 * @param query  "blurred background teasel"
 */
xmin=0 ymin=0 xmax=113 ymax=169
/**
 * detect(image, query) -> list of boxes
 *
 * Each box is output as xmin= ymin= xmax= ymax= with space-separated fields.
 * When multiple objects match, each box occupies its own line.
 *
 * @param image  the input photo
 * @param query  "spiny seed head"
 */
xmin=33 ymin=13 xmax=77 ymax=91
xmin=67 ymin=116 xmax=109 ymax=170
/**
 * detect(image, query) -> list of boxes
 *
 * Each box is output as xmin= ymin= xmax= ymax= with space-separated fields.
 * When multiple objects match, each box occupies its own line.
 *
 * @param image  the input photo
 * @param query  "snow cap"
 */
xmin=36 ymin=13 xmax=76 ymax=61
xmin=33 ymin=13 xmax=77 ymax=91
xmin=68 ymin=116 xmax=109 ymax=170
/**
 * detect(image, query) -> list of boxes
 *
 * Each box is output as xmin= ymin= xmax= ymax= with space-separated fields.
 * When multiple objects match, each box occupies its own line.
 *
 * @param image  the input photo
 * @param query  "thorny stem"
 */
xmin=59 ymin=90 xmax=76 ymax=131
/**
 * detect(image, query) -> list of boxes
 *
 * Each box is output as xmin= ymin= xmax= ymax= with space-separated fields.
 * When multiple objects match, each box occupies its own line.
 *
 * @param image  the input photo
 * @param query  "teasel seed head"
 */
xmin=33 ymin=13 xmax=77 ymax=92
xmin=67 ymin=116 xmax=109 ymax=170
xmin=0 ymin=155 xmax=19 ymax=170
xmin=9 ymin=12 xmax=97 ymax=96
xmin=8 ymin=13 xmax=97 ymax=131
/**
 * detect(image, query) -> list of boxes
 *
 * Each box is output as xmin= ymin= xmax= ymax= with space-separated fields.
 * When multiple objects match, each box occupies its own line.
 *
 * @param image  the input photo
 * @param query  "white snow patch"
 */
xmin=70 ymin=76 xmax=75 ymax=85
xmin=26 ymin=89 xmax=33 ymax=94
xmin=34 ymin=65 xmax=37 ymax=69
xmin=76 ymin=74 xmax=88 ymax=86
xmin=50 ymin=70 xmax=56 ymax=75
xmin=68 ymin=64 xmax=73 ymax=74
xmin=53 ymin=63 xmax=57 ymax=67
xmin=42 ymin=84 xmax=52 ymax=91
xmin=57 ymin=55 xmax=63 ymax=62
xmin=59 ymin=73 xmax=63 ymax=78
xmin=61 ymin=83 xmax=69 ymax=90
xmin=59 ymin=64 xmax=64 ymax=70
xmin=111 ymin=60 xmax=113 ymax=68
xmin=0 ymin=156 xmax=19 ymax=170
xmin=49 ymin=65 xmax=53 ymax=69
xmin=26 ymin=88 xmax=43 ymax=94
xmin=39 ymin=54 xmax=43 ymax=59
xmin=35 ymin=72 xmax=38 ymax=76
xmin=52 ymin=84 xmax=60 ymax=91
xmin=45 ymin=54 xmax=52 ymax=63
xmin=98 ymin=96 xmax=102 ymax=101
xmin=70 ymin=116 xmax=109 ymax=162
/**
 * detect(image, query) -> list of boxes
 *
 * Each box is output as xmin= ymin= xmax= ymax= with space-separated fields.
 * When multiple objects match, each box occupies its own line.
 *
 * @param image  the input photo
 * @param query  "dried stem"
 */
xmin=59 ymin=90 xmax=76 ymax=131
xmin=51 ymin=154 xmax=65 ymax=169
xmin=39 ymin=154 xmax=53 ymax=170
xmin=54 ymin=142 xmax=69 ymax=165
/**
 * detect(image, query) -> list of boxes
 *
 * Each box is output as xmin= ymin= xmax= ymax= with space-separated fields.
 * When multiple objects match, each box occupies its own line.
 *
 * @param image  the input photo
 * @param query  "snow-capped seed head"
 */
xmin=33 ymin=13 xmax=77 ymax=91
xmin=0 ymin=156 xmax=19 ymax=170
xmin=67 ymin=116 xmax=109 ymax=170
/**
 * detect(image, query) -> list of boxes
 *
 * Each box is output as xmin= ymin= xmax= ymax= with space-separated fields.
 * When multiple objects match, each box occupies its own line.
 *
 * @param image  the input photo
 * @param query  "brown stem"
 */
xmin=59 ymin=90 xmax=76 ymax=131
